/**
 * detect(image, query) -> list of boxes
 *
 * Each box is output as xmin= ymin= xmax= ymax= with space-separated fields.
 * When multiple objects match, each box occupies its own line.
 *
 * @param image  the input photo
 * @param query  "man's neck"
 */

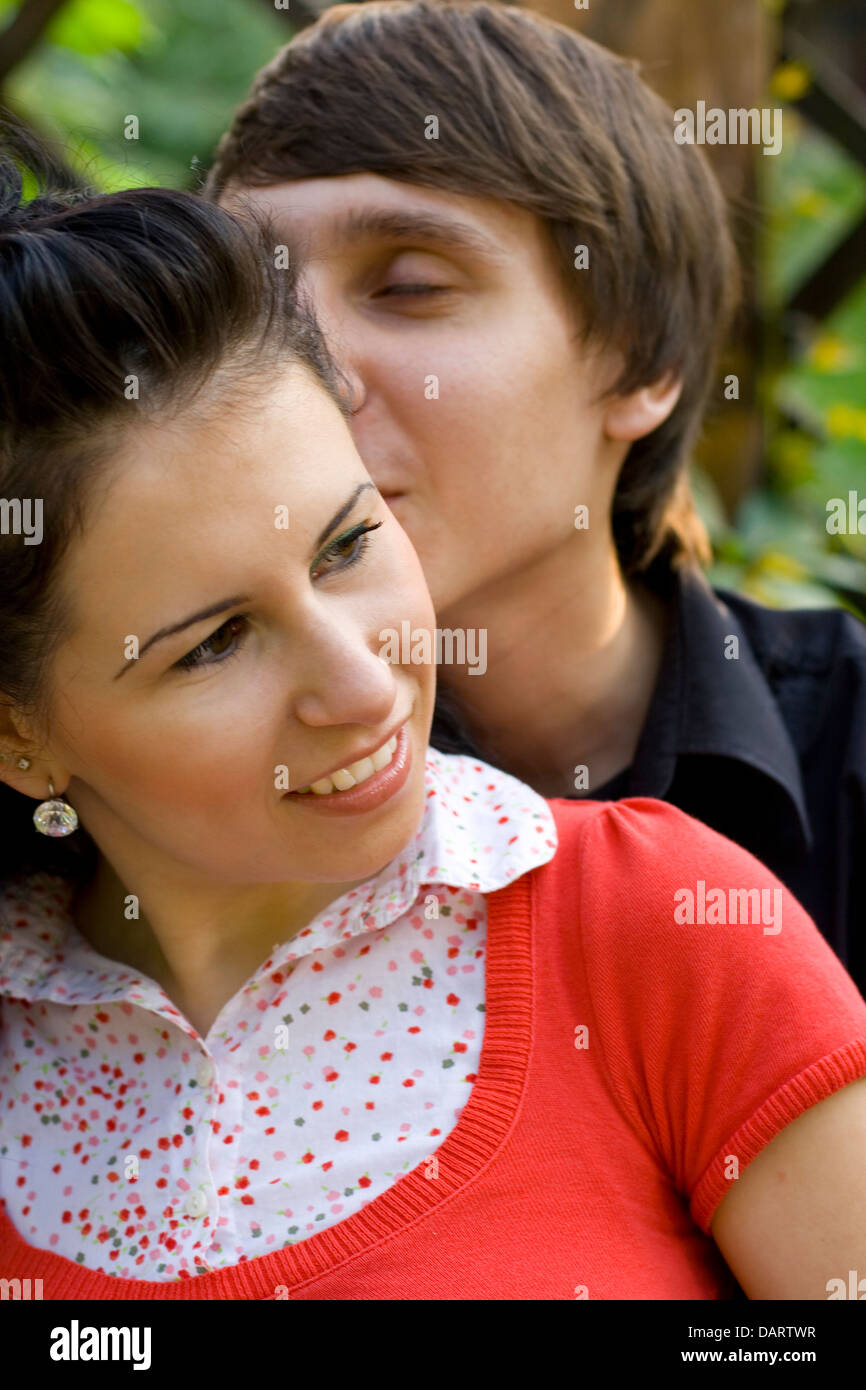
xmin=436 ymin=536 xmax=669 ymax=799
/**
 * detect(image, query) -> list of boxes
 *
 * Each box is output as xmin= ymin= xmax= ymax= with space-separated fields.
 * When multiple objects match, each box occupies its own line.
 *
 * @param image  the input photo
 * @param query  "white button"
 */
xmin=185 ymin=1190 xmax=208 ymax=1219
xmin=196 ymin=1057 xmax=214 ymax=1088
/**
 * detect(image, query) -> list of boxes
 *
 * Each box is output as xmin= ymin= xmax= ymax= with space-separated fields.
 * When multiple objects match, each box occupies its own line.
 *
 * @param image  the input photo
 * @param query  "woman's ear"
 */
xmin=0 ymin=706 xmax=67 ymax=799
xmin=602 ymin=371 xmax=684 ymax=443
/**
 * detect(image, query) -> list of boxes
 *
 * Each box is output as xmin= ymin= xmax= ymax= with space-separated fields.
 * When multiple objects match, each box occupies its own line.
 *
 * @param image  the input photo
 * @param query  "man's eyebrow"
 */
xmin=320 ymin=206 xmax=508 ymax=264
xmin=113 ymin=481 xmax=378 ymax=680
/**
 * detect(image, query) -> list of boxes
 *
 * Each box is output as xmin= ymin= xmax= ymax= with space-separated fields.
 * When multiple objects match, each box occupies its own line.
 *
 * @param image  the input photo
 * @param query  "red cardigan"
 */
xmin=2 ymin=797 xmax=865 ymax=1300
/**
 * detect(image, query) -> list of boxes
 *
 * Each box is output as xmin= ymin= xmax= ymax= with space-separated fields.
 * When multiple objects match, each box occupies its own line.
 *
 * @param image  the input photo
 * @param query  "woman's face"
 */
xmin=34 ymin=365 xmax=436 ymax=888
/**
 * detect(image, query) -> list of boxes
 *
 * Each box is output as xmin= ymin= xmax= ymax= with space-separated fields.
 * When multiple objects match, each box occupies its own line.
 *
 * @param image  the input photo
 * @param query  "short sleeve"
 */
xmin=573 ymin=798 xmax=866 ymax=1234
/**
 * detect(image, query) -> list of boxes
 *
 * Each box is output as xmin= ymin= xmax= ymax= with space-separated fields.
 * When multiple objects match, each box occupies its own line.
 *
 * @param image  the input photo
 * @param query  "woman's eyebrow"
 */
xmin=113 ymin=480 xmax=378 ymax=679
xmin=323 ymin=206 xmax=508 ymax=264
xmin=314 ymin=479 xmax=377 ymax=550
xmin=113 ymin=595 xmax=252 ymax=678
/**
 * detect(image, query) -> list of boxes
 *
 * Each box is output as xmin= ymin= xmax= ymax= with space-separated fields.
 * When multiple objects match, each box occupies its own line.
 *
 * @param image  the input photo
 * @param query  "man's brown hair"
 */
xmin=205 ymin=0 xmax=742 ymax=575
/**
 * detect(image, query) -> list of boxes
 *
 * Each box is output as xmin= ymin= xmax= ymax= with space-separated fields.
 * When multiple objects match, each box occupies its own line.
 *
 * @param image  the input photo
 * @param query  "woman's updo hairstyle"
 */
xmin=0 ymin=121 xmax=344 ymax=883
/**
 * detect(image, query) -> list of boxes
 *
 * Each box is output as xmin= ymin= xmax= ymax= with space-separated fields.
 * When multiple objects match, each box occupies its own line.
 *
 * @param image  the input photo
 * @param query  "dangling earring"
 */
xmin=33 ymin=780 xmax=79 ymax=837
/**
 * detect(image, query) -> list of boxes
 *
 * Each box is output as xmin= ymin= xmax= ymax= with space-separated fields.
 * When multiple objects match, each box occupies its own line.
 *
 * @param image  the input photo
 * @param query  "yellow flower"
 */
xmin=772 ymin=431 xmax=813 ymax=485
xmin=792 ymin=188 xmax=826 ymax=219
xmin=808 ymin=336 xmax=854 ymax=371
xmin=826 ymin=404 xmax=866 ymax=441
xmin=770 ymin=61 xmax=811 ymax=102
xmin=758 ymin=551 xmax=808 ymax=581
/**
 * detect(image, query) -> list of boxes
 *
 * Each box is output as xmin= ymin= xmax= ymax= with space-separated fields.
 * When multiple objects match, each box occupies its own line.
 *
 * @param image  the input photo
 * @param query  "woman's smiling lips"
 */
xmin=283 ymin=721 xmax=413 ymax=816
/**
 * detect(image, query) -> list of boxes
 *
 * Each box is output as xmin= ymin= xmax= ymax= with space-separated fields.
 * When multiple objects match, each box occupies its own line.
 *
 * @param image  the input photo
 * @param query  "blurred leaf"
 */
xmin=6 ymin=0 xmax=289 ymax=189
xmin=690 ymin=465 xmax=730 ymax=541
xmin=46 ymin=0 xmax=154 ymax=55
xmin=762 ymin=121 xmax=866 ymax=309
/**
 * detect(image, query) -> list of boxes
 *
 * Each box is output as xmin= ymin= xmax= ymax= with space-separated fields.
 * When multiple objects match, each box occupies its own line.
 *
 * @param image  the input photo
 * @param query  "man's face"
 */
xmin=222 ymin=175 xmax=628 ymax=615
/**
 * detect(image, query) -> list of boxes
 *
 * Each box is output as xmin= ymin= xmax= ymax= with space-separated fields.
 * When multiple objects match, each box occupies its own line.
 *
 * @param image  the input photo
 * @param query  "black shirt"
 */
xmin=430 ymin=561 xmax=866 ymax=997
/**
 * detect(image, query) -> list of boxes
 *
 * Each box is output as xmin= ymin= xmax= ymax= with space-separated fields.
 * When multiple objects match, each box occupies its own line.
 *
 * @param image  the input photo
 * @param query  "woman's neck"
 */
xmin=71 ymin=856 xmax=374 ymax=1038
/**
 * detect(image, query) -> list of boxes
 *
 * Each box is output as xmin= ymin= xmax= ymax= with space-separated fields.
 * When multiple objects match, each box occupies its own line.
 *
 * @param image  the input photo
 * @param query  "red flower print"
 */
xmin=0 ymin=748 xmax=552 ymax=1282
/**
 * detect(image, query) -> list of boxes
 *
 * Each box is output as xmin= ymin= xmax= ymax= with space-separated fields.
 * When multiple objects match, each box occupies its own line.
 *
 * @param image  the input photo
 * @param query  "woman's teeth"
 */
xmin=295 ymin=735 xmax=398 ymax=795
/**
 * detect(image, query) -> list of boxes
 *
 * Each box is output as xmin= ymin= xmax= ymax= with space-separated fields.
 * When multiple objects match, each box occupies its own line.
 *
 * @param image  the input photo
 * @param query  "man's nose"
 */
xmin=299 ymin=271 xmax=368 ymax=415
xmin=335 ymin=362 xmax=367 ymax=417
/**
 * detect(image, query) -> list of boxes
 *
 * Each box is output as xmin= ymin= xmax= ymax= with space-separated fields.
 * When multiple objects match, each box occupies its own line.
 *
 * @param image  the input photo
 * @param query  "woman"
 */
xmin=0 ymin=158 xmax=865 ymax=1301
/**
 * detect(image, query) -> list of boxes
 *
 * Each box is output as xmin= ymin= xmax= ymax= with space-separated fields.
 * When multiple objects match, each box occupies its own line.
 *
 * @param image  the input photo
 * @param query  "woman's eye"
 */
xmin=175 ymin=614 xmax=249 ymax=672
xmin=312 ymin=520 xmax=383 ymax=579
xmin=375 ymin=282 xmax=447 ymax=297
xmin=172 ymin=523 xmax=382 ymax=673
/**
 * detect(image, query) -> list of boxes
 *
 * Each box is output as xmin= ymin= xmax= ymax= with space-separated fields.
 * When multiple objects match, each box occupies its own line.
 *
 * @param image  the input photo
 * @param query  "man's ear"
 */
xmin=602 ymin=371 xmax=684 ymax=443
xmin=0 ymin=704 xmax=68 ymax=800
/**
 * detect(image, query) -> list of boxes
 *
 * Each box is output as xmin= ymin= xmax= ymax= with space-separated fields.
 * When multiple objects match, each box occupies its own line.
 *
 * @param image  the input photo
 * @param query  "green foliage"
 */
xmin=761 ymin=110 xmax=866 ymax=309
xmin=47 ymin=0 xmax=152 ymax=56
xmin=4 ymin=0 xmax=288 ymax=189
xmin=696 ymin=102 xmax=866 ymax=616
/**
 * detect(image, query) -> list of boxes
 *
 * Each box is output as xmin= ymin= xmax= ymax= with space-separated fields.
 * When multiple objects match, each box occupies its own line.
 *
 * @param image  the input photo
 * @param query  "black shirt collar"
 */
xmin=627 ymin=561 xmax=813 ymax=853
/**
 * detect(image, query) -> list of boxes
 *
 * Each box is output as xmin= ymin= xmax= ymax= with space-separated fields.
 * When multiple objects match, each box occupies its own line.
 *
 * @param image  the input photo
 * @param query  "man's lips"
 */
xmin=292 ymin=717 xmax=409 ymax=792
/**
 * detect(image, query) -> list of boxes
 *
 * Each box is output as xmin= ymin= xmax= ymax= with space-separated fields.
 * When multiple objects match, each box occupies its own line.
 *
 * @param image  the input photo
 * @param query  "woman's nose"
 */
xmin=291 ymin=630 xmax=396 ymax=730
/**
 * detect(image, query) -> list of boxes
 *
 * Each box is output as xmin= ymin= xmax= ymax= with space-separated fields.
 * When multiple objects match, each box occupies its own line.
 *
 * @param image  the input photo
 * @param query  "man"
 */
xmin=206 ymin=0 xmax=866 ymax=993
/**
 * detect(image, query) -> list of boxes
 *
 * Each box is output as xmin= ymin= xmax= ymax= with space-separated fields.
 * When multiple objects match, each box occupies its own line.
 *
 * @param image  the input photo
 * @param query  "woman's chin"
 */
xmin=314 ymin=779 xmax=428 ymax=887
xmin=349 ymin=811 xmax=426 ymax=881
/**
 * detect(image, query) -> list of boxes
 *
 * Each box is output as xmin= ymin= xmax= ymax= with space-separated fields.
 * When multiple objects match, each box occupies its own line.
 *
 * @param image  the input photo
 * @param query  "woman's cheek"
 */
xmin=111 ymin=686 xmax=266 ymax=805
xmin=382 ymin=524 xmax=437 ymax=629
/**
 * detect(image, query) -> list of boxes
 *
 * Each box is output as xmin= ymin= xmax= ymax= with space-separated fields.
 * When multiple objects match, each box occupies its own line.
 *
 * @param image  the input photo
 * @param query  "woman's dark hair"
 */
xmin=0 ymin=123 xmax=345 ymax=885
